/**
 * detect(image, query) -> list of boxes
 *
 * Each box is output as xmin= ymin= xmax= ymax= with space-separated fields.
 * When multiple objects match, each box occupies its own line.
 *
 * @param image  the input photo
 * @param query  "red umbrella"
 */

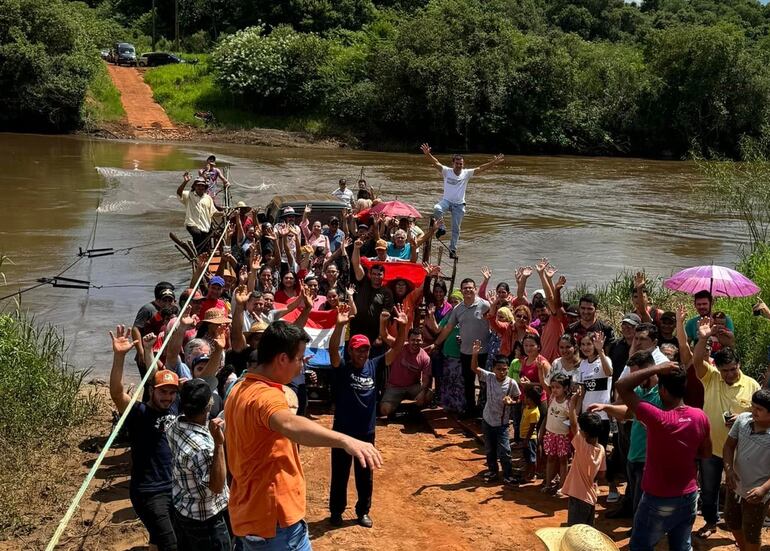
xmin=369 ymin=200 xmax=422 ymax=219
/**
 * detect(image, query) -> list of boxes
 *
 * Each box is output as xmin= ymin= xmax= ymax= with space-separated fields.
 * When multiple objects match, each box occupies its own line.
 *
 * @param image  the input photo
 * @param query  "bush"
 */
xmin=82 ymin=60 xmax=126 ymax=129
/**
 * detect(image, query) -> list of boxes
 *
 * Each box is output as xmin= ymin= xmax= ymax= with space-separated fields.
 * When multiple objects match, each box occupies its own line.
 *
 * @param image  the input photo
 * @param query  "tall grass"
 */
xmin=82 ymin=61 xmax=125 ymax=129
xmin=143 ymin=56 xmax=332 ymax=132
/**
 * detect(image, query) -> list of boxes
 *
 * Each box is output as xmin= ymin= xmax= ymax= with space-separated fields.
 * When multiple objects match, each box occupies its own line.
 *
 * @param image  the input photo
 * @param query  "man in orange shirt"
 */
xmin=224 ymin=321 xmax=383 ymax=550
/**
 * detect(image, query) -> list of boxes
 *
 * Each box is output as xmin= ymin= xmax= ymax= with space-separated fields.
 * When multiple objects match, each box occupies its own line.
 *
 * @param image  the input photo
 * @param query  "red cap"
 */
xmin=349 ymin=334 xmax=371 ymax=350
xmin=153 ymin=369 xmax=179 ymax=389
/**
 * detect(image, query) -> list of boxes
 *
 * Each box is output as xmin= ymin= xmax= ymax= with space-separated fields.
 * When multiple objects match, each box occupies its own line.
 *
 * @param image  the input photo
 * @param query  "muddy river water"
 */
xmin=0 ymin=133 xmax=745 ymax=378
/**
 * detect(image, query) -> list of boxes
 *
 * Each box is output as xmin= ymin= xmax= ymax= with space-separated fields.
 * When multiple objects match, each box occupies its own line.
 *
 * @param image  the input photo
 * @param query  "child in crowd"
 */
xmin=541 ymin=373 xmax=572 ymax=494
xmin=518 ymin=385 xmax=543 ymax=482
xmin=561 ymin=387 xmax=606 ymax=526
xmin=471 ymin=340 xmax=520 ymax=484
xmin=723 ymin=389 xmax=770 ymax=551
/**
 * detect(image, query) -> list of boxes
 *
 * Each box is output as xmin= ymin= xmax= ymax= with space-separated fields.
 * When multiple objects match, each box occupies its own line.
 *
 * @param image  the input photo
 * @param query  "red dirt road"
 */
xmin=106 ymin=64 xmax=175 ymax=134
xmin=2 ymin=406 xmax=762 ymax=550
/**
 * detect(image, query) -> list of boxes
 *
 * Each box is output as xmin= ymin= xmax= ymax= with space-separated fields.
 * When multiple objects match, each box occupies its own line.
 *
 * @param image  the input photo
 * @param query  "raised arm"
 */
xmin=351 ymin=239 xmax=365 ymax=282
xmin=470 ymin=339 xmax=483 ymax=375
xmin=420 ymin=143 xmax=443 ymax=172
xmin=414 ymin=225 xmax=436 ymax=249
xmin=472 ymin=153 xmax=504 ymax=174
xmin=593 ymin=333 xmax=612 ymax=376
xmin=633 ymin=272 xmax=653 ymax=323
xmin=478 ymin=266 xmax=492 ymax=299
xmin=379 ymin=311 xmax=396 ymax=348
xmin=208 ymin=418 xmax=227 ymax=494
xmin=515 ymin=266 xmax=532 ymax=304
xmin=568 ymin=386 xmax=582 ymax=435
xmin=692 ymin=318 xmax=713 ymax=380
xmin=231 ymin=285 xmax=249 ymax=352
xmin=329 ymin=304 xmax=351 ymax=368
xmin=109 ymin=325 xmax=136 ymax=414
xmin=675 ymin=303 xmax=693 ymax=367
xmin=385 ymin=306 xmax=409 ymax=365
xmin=199 ymin=326 xmax=226 ymax=379
xmin=176 ymin=171 xmax=190 ymax=197
xmin=617 ymin=361 xmax=678 ymax=412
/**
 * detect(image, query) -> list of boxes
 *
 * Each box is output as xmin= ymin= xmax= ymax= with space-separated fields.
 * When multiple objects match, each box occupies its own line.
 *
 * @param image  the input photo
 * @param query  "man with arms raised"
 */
xmin=327 ymin=305 xmax=408 ymax=528
xmin=110 ymin=325 xmax=179 ymax=551
xmin=225 ymin=321 xmax=382 ymax=550
xmin=420 ymin=143 xmax=504 ymax=259
xmin=616 ymin=360 xmax=711 ymax=551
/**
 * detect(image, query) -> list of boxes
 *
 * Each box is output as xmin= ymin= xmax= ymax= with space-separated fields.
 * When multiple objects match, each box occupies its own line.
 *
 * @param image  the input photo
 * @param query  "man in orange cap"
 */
xmin=110 ymin=324 xmax=180 ymax=551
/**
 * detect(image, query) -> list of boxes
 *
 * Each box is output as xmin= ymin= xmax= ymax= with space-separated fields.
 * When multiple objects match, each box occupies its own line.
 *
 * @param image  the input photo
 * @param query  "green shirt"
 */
xmin=627 ymin=384 xmax=662 ymax=464
xmin=439 ymin=316 xmax=460 ymax=358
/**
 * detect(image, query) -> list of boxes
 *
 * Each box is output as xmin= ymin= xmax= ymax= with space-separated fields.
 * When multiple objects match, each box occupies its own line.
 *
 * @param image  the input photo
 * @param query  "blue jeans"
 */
xmin=433 ymin=199 xmax=465 ymax=252
xmin=235 ymin=520 xmax=311 ymax=551
xmin=699 ymin=455 xmax=723 ymax=525
xmin=630 ymin=491 xmax=697 ymax=551
xmin=482 ymin=420 xmax=512 ymax=478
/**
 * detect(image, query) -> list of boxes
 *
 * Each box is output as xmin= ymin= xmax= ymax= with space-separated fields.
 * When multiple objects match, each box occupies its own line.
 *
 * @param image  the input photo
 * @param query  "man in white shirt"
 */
xmin=331 ymin=178 xmax=354 ymax=207
xmin=177 ymin=173 xmax=219 ymax=253
xmin=420 ymin=143 xmax=504 ymax=259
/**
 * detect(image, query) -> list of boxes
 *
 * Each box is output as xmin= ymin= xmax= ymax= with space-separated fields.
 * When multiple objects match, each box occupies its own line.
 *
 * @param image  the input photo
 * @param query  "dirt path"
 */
xmin=3 ymin=404 xmax=760 ymax=551
xmin=105 ymin=65 xmax=176 ymax=137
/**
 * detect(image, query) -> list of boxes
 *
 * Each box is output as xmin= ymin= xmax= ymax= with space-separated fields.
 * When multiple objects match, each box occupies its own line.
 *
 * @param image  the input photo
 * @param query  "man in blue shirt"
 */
xmin=327 ymin=304 xmax=408 ymax=528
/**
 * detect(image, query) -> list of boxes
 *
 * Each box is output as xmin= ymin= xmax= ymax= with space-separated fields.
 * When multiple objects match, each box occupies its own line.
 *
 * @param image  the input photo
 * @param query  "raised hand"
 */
xmin=183 ymin=171 xmax=191 ymax=183
xmin=521 ymin=266 xmax=533 ymax=279
xmin=250 ymin=251 xmax=262 ymax=272
xmin=346 ymin=285 xmax=356 ymax=298
xmin=471 ymin=339 xmax=482 ymax=355
xmin=655 ymin=361 xmax=679 ymax=375
xmin=180 ymin=307 xmax=199 ymax=328
xmin=592 ymin=331 xmax=605 ymax=353
xmin=420 ymin=143 xmax=432 ymax=156
xmin=486 ymin=290 xmax=497 ymax=304
xmin=213 ymin=325 xmax=227 ymax=350
xmin=209 ymin=418 xmax=225 ymax=446
xmin=304 ymin=204 xmax=312 ymax=215
xmin=354 ymin=238 xmax=363 ymax=249
xmin=570 ymin=385 xmax=583 ymax=410
xmin=634 ymin=271 xmax=646 ymax=289
xmin=697 ymin=317 xmax=713 ymax=339
xmin=234 ymin=284 xmax=250 ymax=306
xmin=544 ymin=264 xmax=558 ymax=279
xmin=481 ymin=266 xmax=492 ymax=280
xmin=239 ymin=266 xmax=249 ymax=285
xmin=676 ymin=303 xmax=687 ymax=323
xmin=393 ymin=304 xmax=409 ymax=325
xmin=110 ymin=325 xmax=138 ymax=356
xmin=337 ymin=303 xmax=352 ymax=326
xmin=493 ymin=153 xmax=504 ymax=163
xmin=535 ymin=258 xmax=548 ymax=274
xmin=142 ymin=332 xmax=157 ymax=346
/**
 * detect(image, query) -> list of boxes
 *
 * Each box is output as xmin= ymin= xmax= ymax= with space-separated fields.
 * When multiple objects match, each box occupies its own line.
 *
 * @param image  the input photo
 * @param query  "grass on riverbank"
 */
xmin=143 ymin=55 xmax=335 ymax=134
xmin=0 ymin=311 xmax=99 ymax=534
xmin=82 ymin=61 xmax=125 ymax=129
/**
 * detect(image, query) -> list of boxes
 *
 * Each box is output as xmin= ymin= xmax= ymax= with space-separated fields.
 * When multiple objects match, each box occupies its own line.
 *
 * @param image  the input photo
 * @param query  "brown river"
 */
xmin=0 ymin=133 xmax=746 ymax=378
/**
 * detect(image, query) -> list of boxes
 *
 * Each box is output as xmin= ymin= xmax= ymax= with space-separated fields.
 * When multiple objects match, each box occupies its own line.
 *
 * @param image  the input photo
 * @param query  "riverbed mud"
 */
xmin=0 ymin=401 xmax=752 ymax=551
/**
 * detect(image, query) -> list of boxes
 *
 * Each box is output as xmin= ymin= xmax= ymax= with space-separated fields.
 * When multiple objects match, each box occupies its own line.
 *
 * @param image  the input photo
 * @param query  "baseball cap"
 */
xmin=660 ymin=311 xmax=676 ymax=322
xmin=621 ymin=313 xmax=642 ymax=327
xmin=209 ymin=275 xmax=225 ymax=287
xmin=180 ymin=378 xmax=212 ymax=412
xmin=153 ymin=369 xmax=179 ymax=389
xmin=190 ymin=355 xmax=210 ymax=369
xmin=349 ymin=334 xmax=371 ymax=349
xmin=357 ymin=223 xmax=369 ymax=230
xmin=375 ymin=239 xmax=388 ymax=250
xmin=159 ymin=288 xmax=175 ymax=299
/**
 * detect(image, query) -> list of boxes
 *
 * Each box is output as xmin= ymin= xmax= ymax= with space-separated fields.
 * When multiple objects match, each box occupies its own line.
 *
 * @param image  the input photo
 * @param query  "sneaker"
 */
xmin=329 ymin=514 xmax=343 ymax=527
xmin=357 ymin=514 xmax=373 ymax=528
xmin=436 ymin=227 xmax=446 ymax=239
xmin=482 ymin=471 xmax=499 ymax=483
xmin=607 ymin=490 xmax=620 ymax=503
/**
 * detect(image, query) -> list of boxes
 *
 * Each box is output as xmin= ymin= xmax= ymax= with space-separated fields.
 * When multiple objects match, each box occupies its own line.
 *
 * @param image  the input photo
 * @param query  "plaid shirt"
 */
xmin=166 ymin=418 xmax=229 ymax=521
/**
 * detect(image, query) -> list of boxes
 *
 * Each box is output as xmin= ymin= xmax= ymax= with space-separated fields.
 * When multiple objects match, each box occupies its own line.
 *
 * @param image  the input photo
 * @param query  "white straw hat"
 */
xmin=536 ymin=525 xmax=619 ymax=551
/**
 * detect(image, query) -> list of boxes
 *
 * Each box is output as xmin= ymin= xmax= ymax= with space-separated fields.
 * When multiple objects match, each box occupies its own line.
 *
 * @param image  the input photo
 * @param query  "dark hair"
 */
xmin=256 ymin=321 xmax=311 ymax=365
xmin=531 ymin=296 xmax=547 ymax=310
xmin=370 ymin=264 xmax=386 ymax=275
xmin=550 ymin=373 xmax=570 ymax=389
xmin=511 ymin=340 xmax=525 ymax=359
xmin=579 ymin=294 xmax=599 ymax=309
xmin=714 ymin=347 xmax=739 ymax=368
xmin=433 ymin=279 xmax=448 ymax=298
xmin=495 ymin=282 xmax=510 ymax=293
xmin=279 ymin=270 xmax=299 ymax=292
xmin=635 ymin=322 xmax=659 ymax=343
xmin=559 ymin=333 xmax=577 ymax=348
xmin=259 ymin=265 xmax=273 ymax=277
xmin=207 ymin=155 xmax=216 ymax=162
xmin=249 ymin=291 xmax=263 ymax=300
xmin=493 ymin=354 xmax=509 ymax=366
xmin=159 ymin=305 xmax=179 ymax=320
xmin=752 ymin=388 xmax=770 ymax=411
xmin=408 ymin=328 xmax=422 ymax=338
xmin=631 ymin=285 xmax=648 ymax=296
xmin=658 ymin=367 xmax=687 ymax=399
xmin=154 ymin=281 xmax=175 ymax=300
xmin=523 ymin=333 xmax=542 ymax=350
xmin=460 ymin=278 xmax=475 ymax=288
xmin=357 ymin=189 xmax=371 ymax=200
xmin=713 ymin=311 xmax=727 ymax=321
xmin=578 ymin=412 xmax=603 ymax=438
xmin=694 ymin=290 xmax=713 ymax=303
xmin=627 ymin=350 xmax=655 ymax=370
xmin=452 ymin=153 xmax=464 ymax=161
xmin=524 ymin=385 xmax=542 ymax=406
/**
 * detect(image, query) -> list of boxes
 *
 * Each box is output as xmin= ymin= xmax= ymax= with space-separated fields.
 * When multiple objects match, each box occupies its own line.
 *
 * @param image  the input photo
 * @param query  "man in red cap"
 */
xmin=327 ymin=304 xmax=408 ymax=528
xmin=110 ymin=324 xmax=180 ymax=551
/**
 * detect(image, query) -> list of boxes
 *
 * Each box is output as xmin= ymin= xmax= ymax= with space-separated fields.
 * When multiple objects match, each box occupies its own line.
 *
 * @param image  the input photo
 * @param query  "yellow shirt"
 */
xmin=520 ymin=405 xmax=541 ymax=440
xmin=699 ymin=363 xmax=759 ymax=457
xmin=180 ymin=190 xmax=218 ymax=232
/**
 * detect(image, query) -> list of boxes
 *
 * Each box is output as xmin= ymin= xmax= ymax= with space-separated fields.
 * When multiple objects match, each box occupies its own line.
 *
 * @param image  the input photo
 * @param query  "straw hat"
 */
xmin=244 ymin=320 xmax=268 ymax=334
xmin=201 ymin=308 xmax=231 ymax=325
xmin=536 ymin=525 xmax=618 ymax=551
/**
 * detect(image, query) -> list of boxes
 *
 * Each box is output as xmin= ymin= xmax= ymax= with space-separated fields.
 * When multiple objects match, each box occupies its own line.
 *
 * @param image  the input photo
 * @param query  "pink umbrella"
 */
xmin=369 ymin=200 xmax=421 ymax=219
xmin=664 ymin=265 xmax=760 ymax=298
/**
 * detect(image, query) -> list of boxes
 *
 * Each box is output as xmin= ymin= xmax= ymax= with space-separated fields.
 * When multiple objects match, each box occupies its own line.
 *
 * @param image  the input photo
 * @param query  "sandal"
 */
xmin=695 ymin=524 xmax=717 ymax=539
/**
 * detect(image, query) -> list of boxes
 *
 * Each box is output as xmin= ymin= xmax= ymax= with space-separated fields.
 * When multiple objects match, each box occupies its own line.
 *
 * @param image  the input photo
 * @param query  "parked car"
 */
xmin=110 ymin=43 xmax=137 ymax=66
xmin=100 ymin=49 xmax=110 ymax=61
xmin=137 ymin=52 xmax=185 ymax=67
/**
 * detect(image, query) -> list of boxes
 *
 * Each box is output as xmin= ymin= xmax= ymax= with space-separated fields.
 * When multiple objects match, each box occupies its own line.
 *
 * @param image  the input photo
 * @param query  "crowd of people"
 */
xmin=109 ymin=153 xmax=770 ymax=551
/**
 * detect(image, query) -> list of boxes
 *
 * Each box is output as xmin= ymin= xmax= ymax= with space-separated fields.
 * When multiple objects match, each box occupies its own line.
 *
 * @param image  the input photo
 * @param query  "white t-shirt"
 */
xmin=578 ymin=356 xmax=613 ymax=420
xmin=545 ymin=396 xmax=571 ymax=435
xmin=441 ymin=166 xmax=475 ymax=204
xmin=331 ymin=187 xmax=354 ymax=205
xmin=545 ymin=357 xmax=579 ymax=386
xmin=618 ymin=346 xmax=669 ymax=380
xmin=180 ymin=191 xmax=217 ymax=232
